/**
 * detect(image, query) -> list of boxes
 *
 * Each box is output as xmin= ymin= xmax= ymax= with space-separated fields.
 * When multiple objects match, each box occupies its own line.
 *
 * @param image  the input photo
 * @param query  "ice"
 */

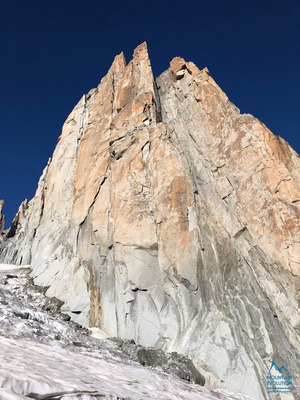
xmin=0 ymin=265 xmax=254 ymax=400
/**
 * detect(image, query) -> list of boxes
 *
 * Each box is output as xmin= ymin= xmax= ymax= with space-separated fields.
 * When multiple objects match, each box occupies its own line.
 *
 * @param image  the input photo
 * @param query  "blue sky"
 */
xmin=1 ymin=0 xmax=299 ymax=226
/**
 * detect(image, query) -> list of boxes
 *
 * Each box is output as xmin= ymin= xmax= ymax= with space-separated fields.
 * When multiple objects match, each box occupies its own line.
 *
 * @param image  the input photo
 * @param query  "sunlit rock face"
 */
xmin=1 ymin=42 xmax=299 ymax=400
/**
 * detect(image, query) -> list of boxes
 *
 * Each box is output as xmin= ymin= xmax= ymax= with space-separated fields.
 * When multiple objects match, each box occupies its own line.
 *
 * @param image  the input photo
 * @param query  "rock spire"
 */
xmin=1 ymin=43 xmax=299 ymax=400
xmin=0 ymin=200 xmax=4 ymax=233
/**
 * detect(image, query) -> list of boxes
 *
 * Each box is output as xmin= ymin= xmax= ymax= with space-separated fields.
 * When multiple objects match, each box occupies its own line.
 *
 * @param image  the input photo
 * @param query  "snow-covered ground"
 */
xmin=0 ymin=264 xmax=254 ymax=400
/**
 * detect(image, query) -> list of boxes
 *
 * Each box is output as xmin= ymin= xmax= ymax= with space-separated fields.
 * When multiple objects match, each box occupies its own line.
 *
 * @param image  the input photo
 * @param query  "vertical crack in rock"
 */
xmin=76 ymin=176 xmax=108 ymax=250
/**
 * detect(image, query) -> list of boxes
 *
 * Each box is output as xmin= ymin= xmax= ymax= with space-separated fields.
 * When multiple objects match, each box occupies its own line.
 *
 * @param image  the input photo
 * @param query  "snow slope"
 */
xmin=0 ymin=264 xmax=254 ymax=400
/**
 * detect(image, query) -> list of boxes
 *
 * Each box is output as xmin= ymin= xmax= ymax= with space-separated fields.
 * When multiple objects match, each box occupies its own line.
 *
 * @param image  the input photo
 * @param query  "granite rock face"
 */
xmin=0 ymin=200 xmax=4 ymax=233
xmin=1 ymin=43 xmax=299 ymax=399
xmin=0 ymin=264 xmax=242 ymax=400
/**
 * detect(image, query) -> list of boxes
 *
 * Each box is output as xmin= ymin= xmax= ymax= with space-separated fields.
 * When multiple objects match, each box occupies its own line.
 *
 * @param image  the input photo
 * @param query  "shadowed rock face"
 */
xmin=137 ymin=348 xmax=205 ymax=385
xmin=0 ymin=200 xmax=4 ymax=233
xmin=1 ymin=42 xmax=299 ymax=399
xmin=0 ymin=264 xmax=235 ymax=400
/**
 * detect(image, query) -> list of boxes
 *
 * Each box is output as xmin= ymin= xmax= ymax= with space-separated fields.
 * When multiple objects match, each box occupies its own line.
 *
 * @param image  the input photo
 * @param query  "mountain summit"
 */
xmin=1 ymin=43 xmax=299 ymax=399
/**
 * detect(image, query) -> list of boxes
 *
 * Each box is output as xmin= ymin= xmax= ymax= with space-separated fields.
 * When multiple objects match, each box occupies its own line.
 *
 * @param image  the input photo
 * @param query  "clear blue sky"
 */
xmin=1 ymin=0 xmax=299 ymax=226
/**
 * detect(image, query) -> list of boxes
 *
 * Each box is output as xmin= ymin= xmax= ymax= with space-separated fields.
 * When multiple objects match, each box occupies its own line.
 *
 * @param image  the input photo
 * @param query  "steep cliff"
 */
xmin=1 ymin=43 xmax=299 ymax=399
xmin=0 ymin=200 xmax=4 ymax=233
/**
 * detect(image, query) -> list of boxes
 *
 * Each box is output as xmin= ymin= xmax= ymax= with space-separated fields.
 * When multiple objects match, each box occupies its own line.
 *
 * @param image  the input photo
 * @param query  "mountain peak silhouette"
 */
xmin=269 ymin=361 xmax=290 ymax=374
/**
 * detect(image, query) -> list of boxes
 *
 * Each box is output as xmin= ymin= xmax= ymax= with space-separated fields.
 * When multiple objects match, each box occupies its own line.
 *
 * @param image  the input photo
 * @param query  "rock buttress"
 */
xmin=1 ymin=44 xmax=299 ymax=400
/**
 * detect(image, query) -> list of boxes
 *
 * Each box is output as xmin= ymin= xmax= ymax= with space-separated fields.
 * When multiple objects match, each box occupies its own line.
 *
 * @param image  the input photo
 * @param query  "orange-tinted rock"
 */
xmin=1 ymin=43 xmax=299 ymax=400
xmin=170 ymin=56 xmax=186 ymax=78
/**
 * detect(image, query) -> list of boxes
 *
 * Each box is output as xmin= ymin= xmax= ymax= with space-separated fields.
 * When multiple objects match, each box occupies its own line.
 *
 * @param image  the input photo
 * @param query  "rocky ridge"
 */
xmin=0 ymin=200 xmax=4 ymax=234
xmin=0 ymin=43 xmax=299 ymax=399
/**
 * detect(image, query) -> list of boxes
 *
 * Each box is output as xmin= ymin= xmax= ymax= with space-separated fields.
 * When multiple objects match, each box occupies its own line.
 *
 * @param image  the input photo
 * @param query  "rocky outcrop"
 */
xmin=137 ymin=348 xmax=205 ymax=385
xmin=0 ymin=200 xmax=5 ymax=233
xmin=1 ymin=43 xmax=299 ymax=399
xmin=6 ymin=199 xmax=28 ymax=238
